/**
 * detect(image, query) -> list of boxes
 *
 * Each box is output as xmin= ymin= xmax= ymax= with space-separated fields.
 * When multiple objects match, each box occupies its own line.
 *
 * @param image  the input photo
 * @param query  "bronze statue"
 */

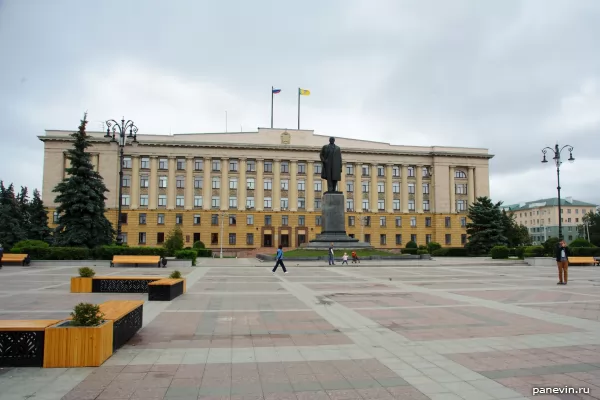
xmin=320 ymin=137 xmax=342 ymax=192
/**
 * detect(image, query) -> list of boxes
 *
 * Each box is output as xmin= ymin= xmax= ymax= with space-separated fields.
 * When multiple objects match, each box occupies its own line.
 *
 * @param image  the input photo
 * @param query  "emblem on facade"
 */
xmin=281 ymin=131 xmax=291 ymax=145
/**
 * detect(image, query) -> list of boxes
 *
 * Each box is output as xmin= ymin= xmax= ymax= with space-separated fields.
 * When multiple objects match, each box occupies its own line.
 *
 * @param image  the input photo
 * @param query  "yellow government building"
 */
xmin=40 ymin=128 xmax=492 ymax=250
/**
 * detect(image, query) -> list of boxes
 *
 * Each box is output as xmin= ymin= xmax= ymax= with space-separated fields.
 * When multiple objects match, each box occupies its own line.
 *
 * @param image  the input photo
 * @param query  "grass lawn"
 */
xmin=282 ymin=248 xmax=394 ymax=257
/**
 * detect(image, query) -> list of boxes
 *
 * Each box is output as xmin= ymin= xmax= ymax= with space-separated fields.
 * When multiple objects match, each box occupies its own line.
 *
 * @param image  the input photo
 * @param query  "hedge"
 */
xmin=417 ymin=249 xmax=429 ymax=255
xmin=402 ymin=248 xmax=418 ymax=255
xmin=570 ymin=247 xmax=600 ymax=257
xmin=91 ymin=245 xmax=167 ymax=260
xmin=11 ymin=246 xmax=90 ymax=260
xmin=175 ymin=250 xmax=197 ymax=266
xmin=490 ymin=246 xmax=509 ymax=259
xmin=523 ymin=245 xmax=545 ymax=257
xmin=196 ymin=248 xmax=213 ymax=257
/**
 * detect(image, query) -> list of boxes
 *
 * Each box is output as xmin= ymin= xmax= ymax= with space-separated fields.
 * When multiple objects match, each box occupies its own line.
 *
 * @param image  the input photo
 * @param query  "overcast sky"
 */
xmin=1 ymin=0 xmax=599 ymax=206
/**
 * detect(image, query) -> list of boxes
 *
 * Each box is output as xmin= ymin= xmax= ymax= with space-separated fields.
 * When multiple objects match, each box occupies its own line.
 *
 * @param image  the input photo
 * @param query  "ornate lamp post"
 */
xmin=105 ymin=118 xmax=138 ymax=245
xmin=541 ymin=143 xmax=574 ymax=240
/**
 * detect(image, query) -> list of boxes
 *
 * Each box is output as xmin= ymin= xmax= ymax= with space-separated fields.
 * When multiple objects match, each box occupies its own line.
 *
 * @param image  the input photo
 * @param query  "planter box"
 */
xmin=0 ymin=320 xmax=59 ymax=367
xmin=148 ymin=279 xmax=185 ymax=301
xmin=43 ymin=320 xmax=113 ymax=368
xmin=70 ymin=277 xmax=93 ymax=293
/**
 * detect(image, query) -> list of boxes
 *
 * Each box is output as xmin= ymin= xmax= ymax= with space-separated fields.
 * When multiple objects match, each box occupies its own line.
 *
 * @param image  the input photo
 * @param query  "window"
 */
xmin=176 ymin=176 xmax=184 ymax=188
xmin=264 ymin=161 xmax=273 ymax=173
xmin=314 ymin=181 xmax=322 ymax=192
xmin=346 ymin=199 xmax=354 ymax=211
xmin=346 ymin=164 xmax=354 ymax=175
xmin=362 ymin=165 xmax=369 ymax=176
xmin=408 ymin=166 xmax=415 ymax=177
xmin=159 ymin=176 xmax=168 ymax=188
xmin=380 ymin=234 xmax=387 ymax=245
xmin=193 ymin=233 xmax=200 ymax=243
xmin=393 ymin=199 xmax=400 ymax=210
xmin=120 ymin=213 xmax=128 ymax=224
xmin=140 ymin=175 xmax=149 ymax=188
xmin=194 ymin=159 xmax=203 ymax=170
xmin=176 ymin=214 xmax=183 ymax=224
xmin=246 ymin=214 xmax=254 ymax=225
xmin=362 ymin=181 xmax=369 ymax=193
xmin=159 ymin=158 xmax=168 ymax=169
xmin=194 ymin=177 xmax=203 ymax=189
xmin=298 ymin=216 xmax=305 ymax=226
xmin=346 ymin=181 xmax=354 ymax=192
xmin=120 ymin=233 xmax=129 ymax=244
xmin=365 ymin=234 xmax=371 ymax=243
xmin=227 ymin=233 xmax=236 ymax=245
xmin=392 ymin=182 xmax=400 ymax=193
xmin=265 ymin=215 xmax=272 ymax=226
xmin=408 ymin=200 xmax=415 ymax=211
xmin=246 ymin=233 xmax=254 ymax=245
xmin=423 ymin=200 xmax=430 ymax=211
xmin=176 ymin=195 xmax=184 ymax=207
xmin=121 ymin=195 xmax=130 ymax=206
xmin=378 ymin=200 xmax=385 ymax=210
xmin=247 ymin=178 xmax=255 ymax=190
xmin=457 ymin=200 xmax=467 ymax=211
xmin=445 ymin=217 xmax=451 ymax=228
xmin=395 ymin=234 xmax=402 ymax=245
xmin=377 ymin=182 xmax=385 ymax=193
xmin=395 ymin=217 xmax=402 ymax=227
xmin=411 ymin=234 xmax=417 ymax=243
xmin=392 ymin=166 xmax=400 ymax=177
xmin=246 ymin=160 xmax=256 ymax=172
xmin=426 ymin=234 xmax=432 ymax=244
xmin=122 ymin=157 xmax=132 ymax=168
xmin=425 ymin=217 xmax=431 ymax=227
xmin=380 ymin=216 xmax=386 ymax=227
xmin=211 ymin=233 xmax=218 ymax=245
xmin=139 ymin=213 xmax=147 ymax=224
xmin=264 ymin=197 xmax=272 ymax=208
xmin=410 ymin=217 xmax=417 ymax=227
xmin=314 ymin=163 xmax=322 ymax=174
xmin=362 ymin=199 xmax=369 ymax=210
xmin=297 ymin=180 xmax=305 ymax=191
xmin=445 ymin=234 xmax=452 ymax=245
xmin=141 ymin=157 xmax=150 ymax=169
xmin=281 ymin=162 xmax=289 ymax=173
xmin=157 ymin=232 xmax=165 ymax=244
xmin=422 ymin=183 xmax=429 ymax=194
xmin=212 ymin=159 xmax=221 ymax=171
xmin=194 ymin=196 xmax=203 ymax=207
xmin=177 ymin=159 xmax=185 ymax=170
xmin=314 ymin=199 xmax=321 ymax=210
xmin=138 ymin=232 xmax=146 ymax=244
xmin=377 ymin=166 xmax=385 ymax=176
xmin=461 ymin=234 xmax=467 ymax=245
xmin=316 ymin=216 xmax=322 ymax=226
xmin=211 ymin=214 xmax=219 ymax=225
xmin=422 ymin=167 xmax=429 ymax=177
xmin=211 ymin=196 xmax=220 ymax=208
xmin=246 ymin=197 xmax=255 ymax=208
xmin=348 ymin=216 xmax=355 ymax=226
xmin=281 ymin=180 xmax=289 ymax=190
xmin=455 ymin=170 xmax=467 ymax=178
xmin=140 ymin=195 xmax=149 ymax=206
xmin=122 ymin=175 xmax=131 ymax=187
xmin=229 ymin=197 xmax=237 ymax=208
xmin=229 ymin=160 xmax=238 ymax=172
xmin=212 ymin=177 xmax=220 ymax=189
xmin=456 ymin=184 xmax=467 ymax=194
xmin=194 ymin=214 xmax=201 ymax=225
xmin=229 ymin=215 xmax=237 ymax=225
xmin=298 ymin=163 xmax=306 ymax=173
xmin=298 ymin=197 xmax=305 ymax=209
xmin=158 ymin=195 xmax=167 ymax=206
xmin=460 ymin=217 xmax=467 ymax=227
xmin=408 ymin=183 xmax=415 ymax=194
xmin=281 ymin=198 xmax=289 ymax=209
xmin=157 ymin=213 xmax=165 ymax=224
xmin=264 ymin=179 xmax=272 ymax=190
xmin=282 ymin=215 xmax=289 ymax=226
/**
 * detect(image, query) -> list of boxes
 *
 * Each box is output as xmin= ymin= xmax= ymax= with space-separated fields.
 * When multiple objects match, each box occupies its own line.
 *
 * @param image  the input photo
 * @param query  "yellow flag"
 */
xmin=299 ymin=88 xmax=310 ymax=96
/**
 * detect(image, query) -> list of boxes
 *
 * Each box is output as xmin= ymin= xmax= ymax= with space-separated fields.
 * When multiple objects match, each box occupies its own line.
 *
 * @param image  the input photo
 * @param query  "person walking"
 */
xmin=0 ymin=243 xmax=3 ymax=269
xmin=272 ymin=245 xmax=287 ymax=274
xmin=555 ymin=239 xmax=570 ymax=285
xmin=328 ymin=243 xmax=335 ymax=265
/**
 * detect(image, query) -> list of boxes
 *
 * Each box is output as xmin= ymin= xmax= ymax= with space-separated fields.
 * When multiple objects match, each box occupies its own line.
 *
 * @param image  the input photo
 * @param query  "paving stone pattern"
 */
xmin=1 ymin=260 xmax=600 ymax=399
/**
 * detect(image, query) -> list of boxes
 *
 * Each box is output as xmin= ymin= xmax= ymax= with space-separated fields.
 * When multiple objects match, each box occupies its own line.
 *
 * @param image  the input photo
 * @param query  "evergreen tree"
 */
xmin=501 ymin=210 xmax=532 ymax=247
xmin=28 ymin=189 xmax=52 ymax=242
xmin=465 ymin=196 xmax=508 ymax=255
xmin=52 ymin=113 xmax=114 ymax=247
xmin=16 ymin=186 xmax=31 ymax=237
xmin=0 ymin=181 xmax=27 ymax=249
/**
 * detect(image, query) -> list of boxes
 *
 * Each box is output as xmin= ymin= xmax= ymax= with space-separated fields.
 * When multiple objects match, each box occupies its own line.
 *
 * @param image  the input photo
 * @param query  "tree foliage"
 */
xmin=164 ymin=226 xmax=184 ymax=256
xmin=465 ymin=196 xmax=508 ymax=255
xmin=28 ymin=189 xmax=52 ymax=242
xmin=0 ymin=182 xmax=27 ymax=249
xmin=501 ymin=210 xmax=531 ymax=247
xmin=582 ymin=211 xmax=600 ymax=247
xmin=52 ymin=113 xmax=114 ymax=248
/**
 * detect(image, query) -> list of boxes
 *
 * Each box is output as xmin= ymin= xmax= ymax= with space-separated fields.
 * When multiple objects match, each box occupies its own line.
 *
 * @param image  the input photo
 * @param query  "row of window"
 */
xmin=523 ymin=216 xmax=584 ymax=226
xmin=518 ymin=208 xmax=589 ymax=218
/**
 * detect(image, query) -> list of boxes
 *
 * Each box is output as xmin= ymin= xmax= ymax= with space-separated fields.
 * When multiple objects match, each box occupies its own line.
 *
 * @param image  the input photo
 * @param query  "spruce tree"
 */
xmin=0 ymin=182 xmax=27 ymax=248
xmin=16 ymin=186 xmax=31 ymax=238
xmin=465 ymin=196 xmax=508 ymax=255
xmin=28 ymin=189 xmax=52 ymax=242
xmin=52 ymin=113 xmax=114 ymax=247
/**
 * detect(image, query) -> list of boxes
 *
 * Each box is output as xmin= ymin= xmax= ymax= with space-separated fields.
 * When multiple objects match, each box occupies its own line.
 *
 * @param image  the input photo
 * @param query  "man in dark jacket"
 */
xmin=555 ymin=240 xmax=570 ymax=285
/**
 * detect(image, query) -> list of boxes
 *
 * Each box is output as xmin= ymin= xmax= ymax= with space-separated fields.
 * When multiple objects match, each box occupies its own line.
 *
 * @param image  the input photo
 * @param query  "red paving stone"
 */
xmin=450 ymin=289 xmax=600 ymax=303
xmin=524 ymin=302 xmax=600 ymax=321
xmin=325 ymin=292 xmax=463 ymax=308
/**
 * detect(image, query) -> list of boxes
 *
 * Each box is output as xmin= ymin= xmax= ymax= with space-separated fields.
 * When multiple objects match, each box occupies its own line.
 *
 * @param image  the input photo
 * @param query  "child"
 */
xmin=342 ymin=252 xmax=349 ymax=265
xmin=351 ymin=251 xmax=360 ymax=264
xmin=272 ymin=244 xmax=288 ymax=274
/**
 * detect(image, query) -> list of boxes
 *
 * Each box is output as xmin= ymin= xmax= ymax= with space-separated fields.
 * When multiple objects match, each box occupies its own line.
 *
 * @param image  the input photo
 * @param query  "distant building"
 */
xmin=501 ymin=197 xmax=598 ymax=244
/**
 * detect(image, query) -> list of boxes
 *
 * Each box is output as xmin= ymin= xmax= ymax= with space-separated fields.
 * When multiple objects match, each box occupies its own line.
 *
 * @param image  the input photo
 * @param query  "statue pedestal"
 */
xmin=304 ymin=192 xmax=372 ymax=249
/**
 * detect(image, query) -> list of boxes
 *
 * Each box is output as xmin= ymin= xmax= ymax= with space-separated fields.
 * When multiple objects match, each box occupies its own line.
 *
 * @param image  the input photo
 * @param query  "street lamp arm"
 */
xmin=105 ymin=119 xmax=123 ymax=134
xmin=559 ymin=145 xmax=573 ymax=154
xmin=541 ymin=147 xmax=555 ymax=155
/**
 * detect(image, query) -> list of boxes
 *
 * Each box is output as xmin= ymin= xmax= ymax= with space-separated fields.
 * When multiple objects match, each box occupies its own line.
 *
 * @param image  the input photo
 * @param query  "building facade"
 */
xmin=40 ymin=128 xmax=492 ymax=250
xmin=502 ymin=197 xmax=598 ymax=244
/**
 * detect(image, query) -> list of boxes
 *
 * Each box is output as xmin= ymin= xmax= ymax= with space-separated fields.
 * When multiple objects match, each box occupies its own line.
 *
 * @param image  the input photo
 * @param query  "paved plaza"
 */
xmin=1 ymin=259 xmax=600 ymax=399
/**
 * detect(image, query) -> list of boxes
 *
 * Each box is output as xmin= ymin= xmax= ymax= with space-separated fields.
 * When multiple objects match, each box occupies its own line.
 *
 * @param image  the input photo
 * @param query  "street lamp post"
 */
xmin=105 ymin=117 xmax=138 ymax=245
xmin=220 ymin=212 xmax=229 ymax=259
xmin=541 ymin=143 xmax=574 ymax=240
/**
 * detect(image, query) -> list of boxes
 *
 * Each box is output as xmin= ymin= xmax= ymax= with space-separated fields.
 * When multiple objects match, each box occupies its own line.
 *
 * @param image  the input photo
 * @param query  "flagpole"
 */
xmin=271 ymin=86 xmax=274 ymax=129
xmin=297 ymin=88 xmax=300 ymax=130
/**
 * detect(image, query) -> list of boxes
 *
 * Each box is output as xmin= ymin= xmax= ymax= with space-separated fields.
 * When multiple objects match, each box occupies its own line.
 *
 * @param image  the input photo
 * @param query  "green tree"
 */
xmin=500 ymin=210 xmax=531 ymax=247
xmin=582 ymin=211 xmax=600 ymax=247
xmin=164 ymin=226 xmax=184 ymax=256
xmin=543 ymin=237 xmax=560 ymax=256
xmin=52 ymin=113 xmax=114 ymax=248
xmin=465 ymin=196 xmax=508 ymax=255
xmin=0 ymin=182 xmax=27 ymax=249
xmin=16 ymin=186 xmax=31 ymax=238
xmin=28 ymin=189 xmax=52 ymax=242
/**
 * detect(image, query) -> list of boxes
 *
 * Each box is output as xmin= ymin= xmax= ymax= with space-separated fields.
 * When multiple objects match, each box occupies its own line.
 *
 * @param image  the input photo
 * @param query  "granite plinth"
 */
xmin=305 ymin=192 xmax=372 ymax=249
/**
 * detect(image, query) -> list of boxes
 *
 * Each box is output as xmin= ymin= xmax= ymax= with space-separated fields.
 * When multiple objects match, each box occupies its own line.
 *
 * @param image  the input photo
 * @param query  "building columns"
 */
xmin=468 ymin=166 xmax=475 ymax=205
xmin=149 ymin=156 xmax=158 ymax=209
xmin=221 ymin=157 xmax=229 ymax=211
xmin=401 ymin=164 xmax=409 ymax=213
xmin=256 ymin=158 xmax=264 ymax=211
xmin=202 ymin=157 xmax=211 ymax=210
xmin=307 ymin=161 xmax=315 ymax=212
xmin=130 ymin=155 xmax=140 ymax=209
xmin=185 ymin=157 xmax=194 ymax=210
xmin=416 ymin=164 xmax=423 ymax=213
xmin=354 ymin=162 xmax=362 ymax=212
xmin=370 ymin=164 xmax=378 ymax=213
xmin=289 ymin=161 xmax=298 ymax=212
xmin=450 ymin=166 xmax=456 ymax=213
xmin=386 ymin=164 xmax=393 ymax=213
xmin=238 ymin=158 xmax=247 ymax=211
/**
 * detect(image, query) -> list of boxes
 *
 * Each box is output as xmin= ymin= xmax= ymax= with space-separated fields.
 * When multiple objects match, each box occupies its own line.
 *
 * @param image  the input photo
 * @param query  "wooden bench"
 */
xmin=110 ymin=255 xmax=161 ymax=268
xmin=568 ymin=256 xmax=600 ymax=266
xmin=99 ymin=300 xmax=143 ymax=351
xmin=0 ymin=320 xmax=59 ymax=367
xmin=2 ymin=253 xmax=30 ymax=266
xmin=92 ymin=276 xmax=163 ymax=293
xmin=148 ymin=278 xmax=185 ymax=301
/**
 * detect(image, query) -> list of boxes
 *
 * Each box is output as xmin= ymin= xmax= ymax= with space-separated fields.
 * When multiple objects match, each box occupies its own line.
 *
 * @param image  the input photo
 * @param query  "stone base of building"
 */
xmin=304 ymin=192 xmax=373 ymax=250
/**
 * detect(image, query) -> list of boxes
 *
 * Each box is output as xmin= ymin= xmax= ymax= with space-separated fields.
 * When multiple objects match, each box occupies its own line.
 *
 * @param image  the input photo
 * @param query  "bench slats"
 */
xmin=149 ymin=278 xmax=184 ymax=286
xmin=0 ymin=320 xmax=59 ymax=331
xmin=568 ymin=257 xmax=599 ymax=264
xmin=112 ymin=256 xmax=160 ymax=263
xmin=100 ymin=300 xmax=144 ymax=321
xmin=3 ymin=254 xmax=27 ymax=261
xmin=93 ymin=276 xmax=163 ymax=280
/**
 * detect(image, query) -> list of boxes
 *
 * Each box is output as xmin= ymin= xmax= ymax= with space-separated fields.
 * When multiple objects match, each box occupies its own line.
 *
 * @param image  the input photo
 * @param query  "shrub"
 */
xmin=196 ymin=248 xmax=213 ymax=257
xmin=70 ymin=303 xmax=104 ymax=327
xmin=193 ymin=241 xmax=206 ymax=249
xmin=447 ymin=247 xmax=469 ymax=257
xmin=169 ymin=270 xmax=182 ymax=279
xmin=17 ymin=247 xmax=90 ymax=260
xmin=543 ymin=237 xmax=560 ymax=256
xmin=12 ymin=240 xmax=49 ymax=249
xmin=427 ymin=242 xmax=442 ymax=253
xmin=78 ymin=267 xmax=95 ymax=277
xmin=164 ymin=227 xmax=184 ymax=256
xmin=570 ymin=247 xmax=600 ymax=257
xmin=523 ymin=245 xmax=545 ymax=257
xmin=515 ymin=247 xmax=525 ymax=259
xmin=405 ymin=241 xmax=418 ymax=249
xmin=490 ymin=246 xmax=509 ymax=259
xmin=569 ymin=238 xmax=596 ymax=248
xmin=401 ymin=248 xmax=418 ymax=255
xmin=432 ymin=248 xmax=449 ymax=256
xmin=417 ymin=249 xmax=429 ymax=255
xmin=175 ymin=249 xmax=197 ymax=266
xmin=418 ymin=245 xmax=427 ymax=251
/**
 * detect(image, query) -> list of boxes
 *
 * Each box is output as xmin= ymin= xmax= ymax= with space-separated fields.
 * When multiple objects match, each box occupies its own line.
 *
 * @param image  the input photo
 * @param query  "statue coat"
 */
xmin=319 ymin=143 xmax=342 ymax=182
